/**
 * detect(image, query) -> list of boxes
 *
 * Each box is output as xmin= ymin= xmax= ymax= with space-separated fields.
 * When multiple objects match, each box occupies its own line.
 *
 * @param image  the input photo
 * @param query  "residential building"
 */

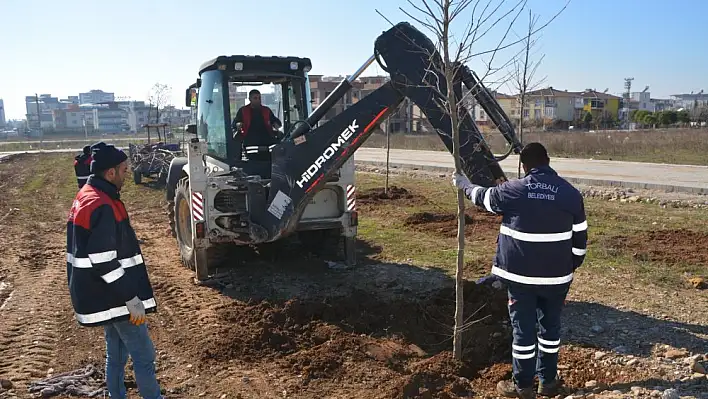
xmin=25 ymin=94 xmax=66 ymax=129
xmin=309 ymin=74 xmax=427 ymax=133
xmin=651 ymin=99 xmax=676 ymax=112
xmin=52 ymin=109 xmax=88 ymax=129
xmin=160 ymin=105 xmax=192 ymax=126
xmin=493 ymin=92 xmax=516 ymax=119
xmin=509 ymin=87 xmax=579 ymax=122
xmin=92 ymin=103 xmax=129 ymax=133
xmin=579 ymin=90 xmax=622 ymax=120
xmin=670 ymin=92 xmax=708 ymax=110
xmin=0 ymin=99 xmax=5 ymax=127
xmin=126 ymin=102 xmax=151 ymax=132
xmin=79 ymin=90 xmax=115 ymax=105
xmin=472 ymin=103 xmax=489 ymax=125
xmin=630 ymin=91 xmax=653 ymax=111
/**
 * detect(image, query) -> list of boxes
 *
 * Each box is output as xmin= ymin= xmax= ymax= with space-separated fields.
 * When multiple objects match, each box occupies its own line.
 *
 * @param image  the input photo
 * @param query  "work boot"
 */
xmin=538 ymin=379 xmax=561 ymax=397
xmin=496 ymin=380 xmax=535 ymax=399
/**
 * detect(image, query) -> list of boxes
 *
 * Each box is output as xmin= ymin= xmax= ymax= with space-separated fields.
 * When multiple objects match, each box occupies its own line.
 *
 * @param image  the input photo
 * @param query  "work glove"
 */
xmin=452 ymin=172 xmax=471 ymax=190
xmin=126 ymin=296 xmax=146 ymax=326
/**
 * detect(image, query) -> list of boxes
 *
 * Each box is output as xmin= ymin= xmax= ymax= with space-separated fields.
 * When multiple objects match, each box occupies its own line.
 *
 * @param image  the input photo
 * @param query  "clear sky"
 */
xmin=1 ymin=0 xmax=706 ymax=120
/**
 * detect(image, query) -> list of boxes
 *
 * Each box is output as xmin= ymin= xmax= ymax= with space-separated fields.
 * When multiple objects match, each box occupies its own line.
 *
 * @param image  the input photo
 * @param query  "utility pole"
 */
xmin=623 ymin=78 xmax=633 ymax=130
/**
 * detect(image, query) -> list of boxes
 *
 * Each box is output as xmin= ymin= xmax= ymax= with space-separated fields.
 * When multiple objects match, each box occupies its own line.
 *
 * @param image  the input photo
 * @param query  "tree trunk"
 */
xmin=517 ymin=103 xmax=524 ymax=178
xmin=385 ymin=120 xmax=390 ymax=195
xmin=440 ymin=0 xmax=464 ymax=360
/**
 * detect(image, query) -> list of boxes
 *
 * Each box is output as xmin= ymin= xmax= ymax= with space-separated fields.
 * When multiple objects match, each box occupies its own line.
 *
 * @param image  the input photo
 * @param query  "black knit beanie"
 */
xmin=90 ymin=142 xmax=128 ymax=173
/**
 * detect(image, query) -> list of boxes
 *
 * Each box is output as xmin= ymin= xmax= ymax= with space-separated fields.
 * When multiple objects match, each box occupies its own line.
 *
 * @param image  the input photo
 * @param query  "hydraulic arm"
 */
xmin=245 ymin=21 xmax=522 ymax=243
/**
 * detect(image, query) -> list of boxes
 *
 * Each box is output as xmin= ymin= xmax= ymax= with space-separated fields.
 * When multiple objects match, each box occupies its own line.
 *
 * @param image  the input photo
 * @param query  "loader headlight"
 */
xmin=290 ymin=62 xmax=298 ymax=70
xmin=234 ymin=62 xmax=243 ymax=71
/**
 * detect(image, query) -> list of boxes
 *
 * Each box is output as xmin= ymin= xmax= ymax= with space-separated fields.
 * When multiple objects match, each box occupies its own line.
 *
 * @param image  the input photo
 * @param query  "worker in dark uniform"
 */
xmin=73 ymin=145 xmax=93 ymax=189
xmin=231 ymin=89 xmax=282 ymax=162
xmin=67 ymin=142 xmax=162 ymax=399
xmin=452 ymin=142 xmax=588 ymax=399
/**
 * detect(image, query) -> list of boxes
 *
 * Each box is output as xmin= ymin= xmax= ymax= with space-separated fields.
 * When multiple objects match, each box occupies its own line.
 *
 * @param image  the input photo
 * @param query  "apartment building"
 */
xmin=160 ymin=105 xmax=192 ymax=126
xmin=52 ymin=108 xmax=87 ymax=129
xmin=92 ymin=103 xmax=129 ymax=132
xmin=79 ymin=90 xmax=115 ymax=105
xmin=309 ymin=75 xmax=426 ymax=133
xmin=492 ymin=92 xmax=516 ymax=120
xmin=579 ymin=90 xmax=622 ymax=120
xmin=630 ymin=91 xmax=653 ymax=111
xmin=127 ymin=102 xmax=151 ymax=132
xmin=670 ymin=92 xmax=708 ymax=110
xmin=516 ymin=87 xmax=578 ymax=121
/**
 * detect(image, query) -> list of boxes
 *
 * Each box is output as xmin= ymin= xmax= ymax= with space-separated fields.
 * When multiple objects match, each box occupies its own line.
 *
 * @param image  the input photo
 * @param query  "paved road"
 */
xmin=355 ymin=148 xmax=708 ymax=194
xmin=0 ymin=137 xmax=147 ymax=146
xmin=2 ymin=148 xmax=707 ymax=194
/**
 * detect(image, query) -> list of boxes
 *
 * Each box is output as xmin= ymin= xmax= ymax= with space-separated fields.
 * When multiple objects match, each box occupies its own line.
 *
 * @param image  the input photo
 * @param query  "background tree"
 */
xmin=148 ymin=83 xmax=172 ymax=140
xmin=690 ymin=106 xmax=708 ymax=125
xmin=582 ymin=111 xmax=593 ymax=129
xmin=677 ymin=110 xmax=690 ymax=126
xmin=642 ymin=112 xmax=657 ymax=127
xmin=505 ymin=8 xmax=547 ymax=177
xmin=656 ymin=110 xmax=677 ymax=127
xmin=391 ymin=0 xmax=569 ymax=359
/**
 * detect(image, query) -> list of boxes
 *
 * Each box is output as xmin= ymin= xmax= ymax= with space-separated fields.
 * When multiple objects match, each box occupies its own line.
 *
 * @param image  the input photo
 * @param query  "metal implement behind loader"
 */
xmin=129 ymin=142 xmax=180 ymax=185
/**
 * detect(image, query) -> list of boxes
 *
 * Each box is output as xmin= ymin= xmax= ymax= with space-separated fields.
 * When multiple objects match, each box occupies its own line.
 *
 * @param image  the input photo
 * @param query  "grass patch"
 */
xmin=354 ymin=172 xmax=708 ymax=289
xmin=362 ymin=128 xmax=708 ymax=165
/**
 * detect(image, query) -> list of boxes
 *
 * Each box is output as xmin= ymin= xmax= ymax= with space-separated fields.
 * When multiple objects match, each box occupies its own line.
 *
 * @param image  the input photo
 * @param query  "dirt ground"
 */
xmin=607 ymin=229 xmax=708 ymax=266
xmin=0 ymin=154 xmax=706 ymax=399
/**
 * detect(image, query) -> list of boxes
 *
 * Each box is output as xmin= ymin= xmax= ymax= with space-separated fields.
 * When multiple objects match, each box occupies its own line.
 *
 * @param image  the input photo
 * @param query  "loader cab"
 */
xmin=185 ymin=55 xmax=313 ymax=175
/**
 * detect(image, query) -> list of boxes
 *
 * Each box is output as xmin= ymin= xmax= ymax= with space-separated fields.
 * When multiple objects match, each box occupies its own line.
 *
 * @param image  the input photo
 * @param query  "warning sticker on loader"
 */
xmin=267 ymin=190 xmax=292 ymax=219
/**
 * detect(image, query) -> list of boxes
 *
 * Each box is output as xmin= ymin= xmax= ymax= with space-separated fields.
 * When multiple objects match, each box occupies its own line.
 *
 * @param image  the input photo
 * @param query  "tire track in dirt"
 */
xmin=0 ymin=234 xmax=67 ymax=388
xmin=127 ymin=214 xmax=271 ymax=397
xmin=0 ymin=154 xmax=76 ymax=392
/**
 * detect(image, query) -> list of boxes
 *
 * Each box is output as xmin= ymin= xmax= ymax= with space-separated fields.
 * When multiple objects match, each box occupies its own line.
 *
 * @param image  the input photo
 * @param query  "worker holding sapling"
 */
xmin=453 ymin=142 xmax=588 ymax=399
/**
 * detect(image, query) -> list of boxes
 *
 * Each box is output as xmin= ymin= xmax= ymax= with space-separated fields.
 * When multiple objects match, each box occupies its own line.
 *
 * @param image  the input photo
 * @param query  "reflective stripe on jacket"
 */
xmin=66 ymin=176 xmax=157 ymax=326
xmin=462 ymin=165 xmax=588 ymax=286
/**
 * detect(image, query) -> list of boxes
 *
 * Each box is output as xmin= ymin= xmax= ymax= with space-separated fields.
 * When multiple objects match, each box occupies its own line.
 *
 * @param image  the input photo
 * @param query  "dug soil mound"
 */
xmin=403 ymin=211 xmax=501 ymax=240
xmin=198 ymin=281 xmax=510 ymax=397
xmin=610 ymin=228 xmax=708 ymax=266
xmin=358 ymin=186 xmax=427 ymax=206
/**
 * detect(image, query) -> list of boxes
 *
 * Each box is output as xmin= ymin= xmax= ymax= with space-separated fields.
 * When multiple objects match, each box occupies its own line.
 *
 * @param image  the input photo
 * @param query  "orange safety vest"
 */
xmin=240 ymin=104 xmax=273 ymax=136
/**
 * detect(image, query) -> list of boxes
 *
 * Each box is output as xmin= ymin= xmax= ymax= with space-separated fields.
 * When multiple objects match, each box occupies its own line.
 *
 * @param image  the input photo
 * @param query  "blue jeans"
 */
xmin=507 ymin=283 xmax=569 ymax=388
xmin=104 ymin=320 xmax=163 ymax=399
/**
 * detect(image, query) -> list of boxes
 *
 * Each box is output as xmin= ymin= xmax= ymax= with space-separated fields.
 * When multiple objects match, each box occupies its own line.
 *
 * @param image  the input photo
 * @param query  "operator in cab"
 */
xmin=231 ymin=89 xmax=282 ymax=161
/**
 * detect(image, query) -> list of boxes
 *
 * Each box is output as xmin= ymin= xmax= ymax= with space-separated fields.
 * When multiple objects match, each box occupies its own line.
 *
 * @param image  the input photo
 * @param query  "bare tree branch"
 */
xmin=374 ymin=0 xmax=570 ymax=361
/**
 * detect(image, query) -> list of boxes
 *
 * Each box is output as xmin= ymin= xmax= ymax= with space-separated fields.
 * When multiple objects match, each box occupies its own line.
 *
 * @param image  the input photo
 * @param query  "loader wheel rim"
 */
xmin=178 ymin=196 xmax=193 ymax=249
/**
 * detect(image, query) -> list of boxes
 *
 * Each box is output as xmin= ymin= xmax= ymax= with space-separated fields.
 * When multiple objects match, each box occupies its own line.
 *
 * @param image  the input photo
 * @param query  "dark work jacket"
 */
xmin=462 ymin=165 xmax=588 ymax=288
xmin=65 ymin=176 xmax=157 ymax=327
xmin=73 ymin=153 xmax=92 ymax=189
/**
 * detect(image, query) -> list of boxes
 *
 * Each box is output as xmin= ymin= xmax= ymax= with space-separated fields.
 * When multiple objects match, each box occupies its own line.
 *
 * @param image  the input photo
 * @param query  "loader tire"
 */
xmin=167 ymin=200 xmax=176 ymax=238
xmin=173 ymin=177 xmax=195 ymax=272
xmin=172 ymin=178 xmax=225 ymax=281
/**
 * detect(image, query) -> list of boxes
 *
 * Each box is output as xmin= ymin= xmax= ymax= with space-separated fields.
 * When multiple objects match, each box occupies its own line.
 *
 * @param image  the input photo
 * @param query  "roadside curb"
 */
xmin=356 ymin=160 xmax=708 ymax=195
xmin=2 ymin=151 xmax=706 ymax=195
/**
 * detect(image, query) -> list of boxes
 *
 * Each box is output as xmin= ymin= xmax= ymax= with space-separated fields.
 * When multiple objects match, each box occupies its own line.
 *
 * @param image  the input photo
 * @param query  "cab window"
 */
xmin=197 ymin=70 xmax=228 ymax=159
